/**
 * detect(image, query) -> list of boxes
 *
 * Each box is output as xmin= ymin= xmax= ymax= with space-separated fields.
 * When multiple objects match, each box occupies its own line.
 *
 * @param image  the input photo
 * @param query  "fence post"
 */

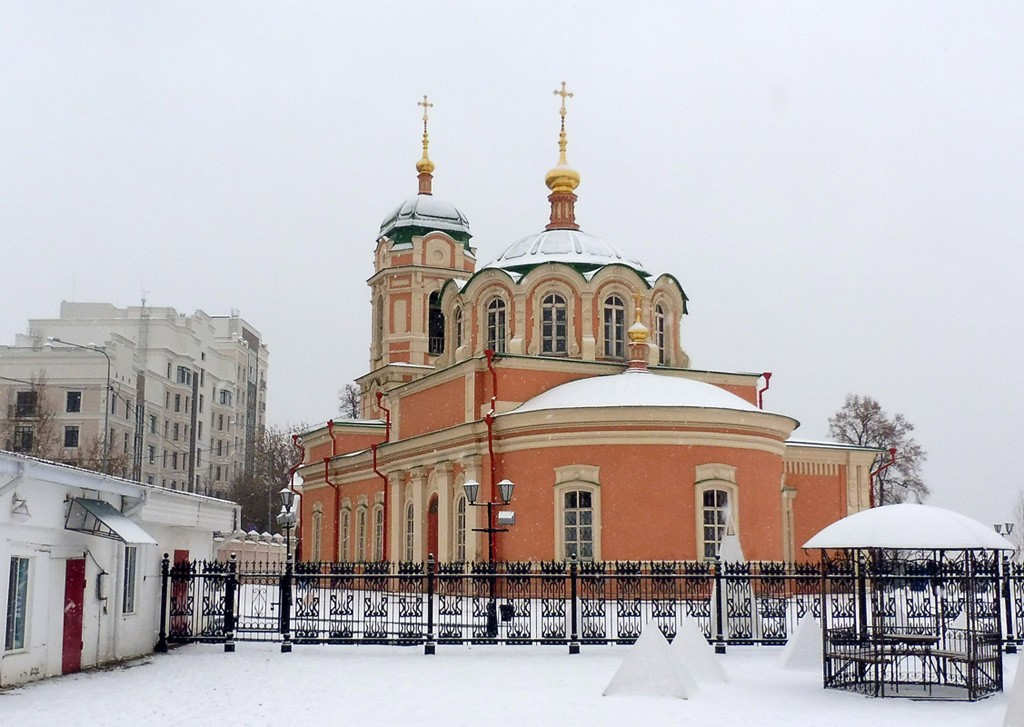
xmin=425 ymin=554 xmax=436 ymax=655
xmin=223 ymin=553 xmax=237 ymax=653
xmin=568 ymin=554 xmax=580 ymax=654
xmin=713 ymin=556 xmax=726 ymax=654
xmin=156 ymin=553 xmax=170 ymax=653
xmin=281 ymin=555 xmax=293 ymax=653
xmin=1003 ymin=554 xmax=1017 ymax=654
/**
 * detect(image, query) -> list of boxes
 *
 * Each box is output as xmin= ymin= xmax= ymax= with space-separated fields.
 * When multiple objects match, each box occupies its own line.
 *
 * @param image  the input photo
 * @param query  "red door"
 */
xmin=427 ymin=496 xmax=439 ymax=560
xmin=62 ymin=558 xmax=86 ymax=675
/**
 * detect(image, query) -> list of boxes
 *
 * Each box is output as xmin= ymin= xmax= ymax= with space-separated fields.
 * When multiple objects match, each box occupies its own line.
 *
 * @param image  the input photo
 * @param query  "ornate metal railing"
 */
xmin=158 ymin=555 xmax=832 ymax=652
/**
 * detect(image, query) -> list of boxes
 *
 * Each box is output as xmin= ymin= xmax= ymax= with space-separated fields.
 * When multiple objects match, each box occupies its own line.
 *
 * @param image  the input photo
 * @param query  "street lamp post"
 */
xmin=48 ymin=337 xmax=112 ymax=474
xmin=994 ymin=522 xmax=1017 ymax=653
xmin=277 ymin=486 xmax=298 ymax=653
xmin=463 ymin=478 xmax=515 ymax=637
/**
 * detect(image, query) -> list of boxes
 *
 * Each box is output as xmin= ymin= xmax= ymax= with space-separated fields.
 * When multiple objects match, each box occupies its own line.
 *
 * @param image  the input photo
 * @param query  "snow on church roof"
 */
xmin=511 ymin=369 xmax=763 ymax=415
xmin=482 ymin=228 xmax=647 ymax=274
xmin=379 ymin=194 xmax=471 ymax=238
xmin=803 ymin=503 xmax=1015 ymax=551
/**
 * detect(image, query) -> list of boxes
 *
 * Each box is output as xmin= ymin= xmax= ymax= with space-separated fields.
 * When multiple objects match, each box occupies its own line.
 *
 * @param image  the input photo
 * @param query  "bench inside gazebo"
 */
xmin=804 ymin=504 xmax=1014 ymax=701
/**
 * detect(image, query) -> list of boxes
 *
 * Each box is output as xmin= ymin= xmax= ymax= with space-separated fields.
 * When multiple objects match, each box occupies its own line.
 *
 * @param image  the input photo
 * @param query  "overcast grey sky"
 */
xmin=2 ymin=2 xmax=1022 ymax=526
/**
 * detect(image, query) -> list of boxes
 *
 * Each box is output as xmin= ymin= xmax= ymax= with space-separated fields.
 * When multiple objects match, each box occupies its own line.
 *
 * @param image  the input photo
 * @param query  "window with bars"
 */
xmin=541 ymin=293 xmax=568 ymax=354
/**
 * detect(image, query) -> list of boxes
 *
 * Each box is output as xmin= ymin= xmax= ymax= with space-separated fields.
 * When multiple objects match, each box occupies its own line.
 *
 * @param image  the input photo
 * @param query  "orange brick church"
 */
xmin=295 ymin=87 xmax=877 ymax=565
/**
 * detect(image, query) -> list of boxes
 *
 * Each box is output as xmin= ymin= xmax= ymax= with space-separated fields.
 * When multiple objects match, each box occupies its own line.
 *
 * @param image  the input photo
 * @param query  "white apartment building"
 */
xmin=0 ymin=302 xmax=269 ymax=498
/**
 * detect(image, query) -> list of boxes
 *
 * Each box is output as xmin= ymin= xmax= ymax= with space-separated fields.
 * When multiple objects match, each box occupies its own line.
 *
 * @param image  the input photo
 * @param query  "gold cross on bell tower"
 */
xmin=553 ymin=82 xmax=573 ymax=135
xmin=415 ymin=94 xmax=435 ymax=190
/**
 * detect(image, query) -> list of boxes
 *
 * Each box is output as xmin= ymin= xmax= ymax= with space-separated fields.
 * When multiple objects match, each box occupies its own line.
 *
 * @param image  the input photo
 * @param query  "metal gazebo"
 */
xmin=804 ymin=504 xmax=1014 ymax=701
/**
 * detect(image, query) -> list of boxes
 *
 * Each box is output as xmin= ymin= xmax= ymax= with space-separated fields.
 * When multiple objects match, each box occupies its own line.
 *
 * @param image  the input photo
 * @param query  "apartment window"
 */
xmin=357 ymin=508 xmax=368 ymax=562
xmin=14 ymin=391 xmax=36 ymax=418
xmin=174 ymin=394 xmax=181 ymax=413
xmin=373 ymin=507 xmax=384 ymax=561
xmin=172 ymin=452 xmax=178 ymax=470
xmin=486 ymin=298 xmax=507 ymax=353
xmin=562 ymin=490 xmax=595 ymax=561
xmin=455 ymin=496 xmax=467 ymax=561
xmin=216 ymin=439 xmax=223 ymax=457
xmin=184 ymin=397 xmax=189 ymax=414
xmin=122 ymin=547 xmax=138 ymax=614
xmin=218 ymin=414 xmax=224 ymax=431
xmin=173 ymin=423 xmax=179 ymax=441
xmin=199 ymin=394 xmax=204 ymax=414
xmin=219 ymin=390 xmax=232 ymax=406
xmin=171 ymin=480 xmax=177 ymax=490
xmin=340 ymin=509 xmax=351 ymax=561
xmin=655 ymin=304 xmax=667 ymax=365
xmin=162 ymin=450 xmax=167 ymax=467
xmin=64 ymin=425 xmax=80 ymax=449
xmin=603 ymin=295 xmax=626 ymax=359
xmin=146 ymin=476 xmax=154 ymax=485
xmin=123 ymin=432 xmax=129 ymax=452
xmin=125 ymin=399 xmax=131 ymax=418
xmin=176 ymin=366 xmax=191 ymax=385
xmin=5 ymin=556 xmax=30 ymax=651
xmin=541 ymin=293 xmax=568 ymax=355
xmin=215 ymin=465 xmax=221 ymax=481
xmin=165 ymin=391 xmax=170 ymax=408
xmin=701 ymin=489 xmax=729 ymax=560
xmin=403 ymin=503 xmax=415 ymax=562
xmin=198 ymin=421 xmax=203 ymax=439
xmin=12 ymin=426 xmax=32 ymax=453
xmin=110 ymin=394 xmax=116 ymax=415
xmin=148 ymin=445 xmax=156 ymax=465
xmin=164 ymin=420 xmax=169 ymax=438
xmin=149 ymin=415 xmax=157 ymax=434
xmin=196 ymin=448 xmax=202 ymax=466
xmin=167 ymin=362 xmax=172 ymax=379
xmin=66 ymin=391 xmax=82 ymax=413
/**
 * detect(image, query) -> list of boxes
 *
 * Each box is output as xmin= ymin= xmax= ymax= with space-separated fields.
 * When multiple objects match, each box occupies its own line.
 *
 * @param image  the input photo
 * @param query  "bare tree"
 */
xmin=338 ymin=383 xmax=361 ymax=419
xmin=1 ymin=375 xmax=62 ymax=461
xmin=229 ymin=425 xmax=303 ymax=533
xmin=828 ymin=394 xmax=928 ymax=505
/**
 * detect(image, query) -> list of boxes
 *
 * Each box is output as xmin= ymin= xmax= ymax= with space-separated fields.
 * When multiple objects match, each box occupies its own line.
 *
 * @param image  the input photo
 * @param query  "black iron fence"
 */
xmin=155 ymin=554 xmax=1024 ymax=656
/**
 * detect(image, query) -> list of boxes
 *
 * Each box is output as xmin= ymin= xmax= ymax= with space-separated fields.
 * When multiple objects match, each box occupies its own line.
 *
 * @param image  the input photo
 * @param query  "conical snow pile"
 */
xmin=603 ymin=620 xmax=699 ymax=699
xmin=779 ymin=617 xmax=824 ymax=671
xmin=669 ymin=616 xmax=728 ymax=683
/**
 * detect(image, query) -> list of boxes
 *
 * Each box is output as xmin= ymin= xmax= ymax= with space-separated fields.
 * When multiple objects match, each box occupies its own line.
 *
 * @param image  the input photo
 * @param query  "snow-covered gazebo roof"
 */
xmin=803 ymin=503 xmax=1014 ymax=551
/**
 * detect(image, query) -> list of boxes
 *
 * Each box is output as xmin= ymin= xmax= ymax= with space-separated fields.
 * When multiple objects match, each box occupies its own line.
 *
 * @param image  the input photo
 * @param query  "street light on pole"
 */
xmin=277 ymin=485 xmax=298 ymax=653
xmin=47 ymin=337 xmax=112 ymax=474
xmin=463 ymin=478 xmax=515 ymax=637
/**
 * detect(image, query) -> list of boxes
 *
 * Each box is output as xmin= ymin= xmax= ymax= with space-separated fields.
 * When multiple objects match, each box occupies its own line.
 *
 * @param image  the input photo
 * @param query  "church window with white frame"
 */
xmin=541 ymin=293 xmax=568 ymax=355
xmin=356 ymin=507 xmax=367 ymax=562
xmin=339 ymin=508 xmax=351 ymax=561
xmin=404 ymin=502 xmax=416 ymax=562
xmin=486 ymin=297 xmax=507 ymax=353
xmin=701 ymin=489 xmax=729 ymax=560
xmin=563 ymin=490 xmax=594 ymax=561
xmin=373 ymin=506 xmax=384 ymax=561
xmin=654 ymin=303 xmax=667 ymax=365
xmin=311 ymin=504 xmax=324 ymax=562
xmin=603 ymin=295 xmax=626 ymax=359
xmin=455 ymin=495 xmax=467 ymax=561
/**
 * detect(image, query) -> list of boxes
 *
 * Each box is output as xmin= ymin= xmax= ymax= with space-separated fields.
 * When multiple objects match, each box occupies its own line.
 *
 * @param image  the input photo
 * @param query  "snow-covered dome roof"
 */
xmin=379 ymin=194 xmax=471 ymax=240
xmin=803 ymin=504 xmax=1014 ymax=551
xmin=511 ymin=370 xmax=761 ymax=415
xmin=482 ymin=228 xmax=647 ymax=274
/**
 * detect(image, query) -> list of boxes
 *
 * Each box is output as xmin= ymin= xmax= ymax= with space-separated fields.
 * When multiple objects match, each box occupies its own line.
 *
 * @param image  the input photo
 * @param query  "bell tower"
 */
xmin=359 ymin=96 xmax=477 ymax=414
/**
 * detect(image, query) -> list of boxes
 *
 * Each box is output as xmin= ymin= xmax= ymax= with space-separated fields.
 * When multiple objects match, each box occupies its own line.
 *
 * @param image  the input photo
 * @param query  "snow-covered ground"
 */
xmin=0 ymin=643 xmax=1015 ymax=726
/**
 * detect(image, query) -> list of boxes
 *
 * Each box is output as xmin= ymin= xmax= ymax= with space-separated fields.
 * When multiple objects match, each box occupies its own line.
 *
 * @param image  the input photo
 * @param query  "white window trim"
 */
xmin=339 ymin=505 xmax=352 ymax=561
xmin=694 ymin=463 xmax=739 ymax=561
xmin=529 ymin=285 xmax=577 ymax=357
xmin=483 ymin=294 xmax=510 ymax=354
xmin=122 ymin=546 xmax=138 ymax=615
xmin=552 ymin=465 xmax=601 ymax=562
xmin=600 ymin=292 xmax=629 ymax=360
xmin=311 ymin=503 xmax=324 ymax=562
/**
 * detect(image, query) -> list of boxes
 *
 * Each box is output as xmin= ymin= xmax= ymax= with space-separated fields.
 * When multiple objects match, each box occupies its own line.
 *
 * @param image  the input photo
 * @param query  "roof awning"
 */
xmin=65 ymin=498 xmax=158 ymax=545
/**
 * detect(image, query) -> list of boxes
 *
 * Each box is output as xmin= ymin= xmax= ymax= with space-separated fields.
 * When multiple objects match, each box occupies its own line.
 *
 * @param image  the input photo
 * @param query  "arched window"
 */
xmin=701 ymin=489 xmax=729 ymax=560
xmin=562 ymin=490 xmax=594 ymax=561
xmin=405 ymin=502 xmax=416 ymax=562
xmin=455 ymin=495 xmax=467 ymax=561
xmin=602 ymin=295 xmax=626 ymax=359
xmin=486 ymin=298 xmax=507 ymax=353
xmin=374 ymin=294 xmax=385 ymax=360
xmin=356 ymin=507 xmax=367 ymax=562
xmin=654 ymin=304 xmax=667 ymax=365
xmin=339 ymin=508 xmax=351 ymax=561
xmin=428 ymin=291 xmax=445 ymax=356
xmin=454 ymin=306 xmax=463 ymax=350
xmin=373 ymin=506 xmax=384 ymax=561
xmin=541 ymin=293 xmax=568 ymax=355
xmin=311 ymin=503 xmax=324 ymax=562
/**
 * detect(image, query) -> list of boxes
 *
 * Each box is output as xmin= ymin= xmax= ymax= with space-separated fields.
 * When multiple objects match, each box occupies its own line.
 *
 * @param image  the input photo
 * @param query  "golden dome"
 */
xmin=628 ymin=293 xmax=649 ymax=343
xmin=416 ymin=156 xmax=435 ymax=174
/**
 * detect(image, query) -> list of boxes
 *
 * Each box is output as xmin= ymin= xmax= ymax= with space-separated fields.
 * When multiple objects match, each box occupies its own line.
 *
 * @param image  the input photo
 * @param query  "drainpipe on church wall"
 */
xmin=757 ymin=372 xmax=772 ymax=409
xmin=868 ymin=447 xmax=898 ymax=509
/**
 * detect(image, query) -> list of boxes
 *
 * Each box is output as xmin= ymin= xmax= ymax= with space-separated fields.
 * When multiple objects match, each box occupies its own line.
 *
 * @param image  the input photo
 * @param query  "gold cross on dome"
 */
xmin=553 ymin=82 xmax=574 ymax=123
xmin=417 ymin=95 xmax=433 ymax=133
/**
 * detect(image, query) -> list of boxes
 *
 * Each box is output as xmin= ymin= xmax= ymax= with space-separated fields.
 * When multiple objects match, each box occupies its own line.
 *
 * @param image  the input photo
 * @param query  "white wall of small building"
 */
xmin=0 ymin=453 xmax=238 ymax=687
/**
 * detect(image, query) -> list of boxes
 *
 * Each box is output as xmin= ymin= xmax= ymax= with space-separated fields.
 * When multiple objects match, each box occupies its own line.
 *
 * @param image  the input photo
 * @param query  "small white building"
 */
xmin=0 ymin=450 xmax=239 ymax=687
